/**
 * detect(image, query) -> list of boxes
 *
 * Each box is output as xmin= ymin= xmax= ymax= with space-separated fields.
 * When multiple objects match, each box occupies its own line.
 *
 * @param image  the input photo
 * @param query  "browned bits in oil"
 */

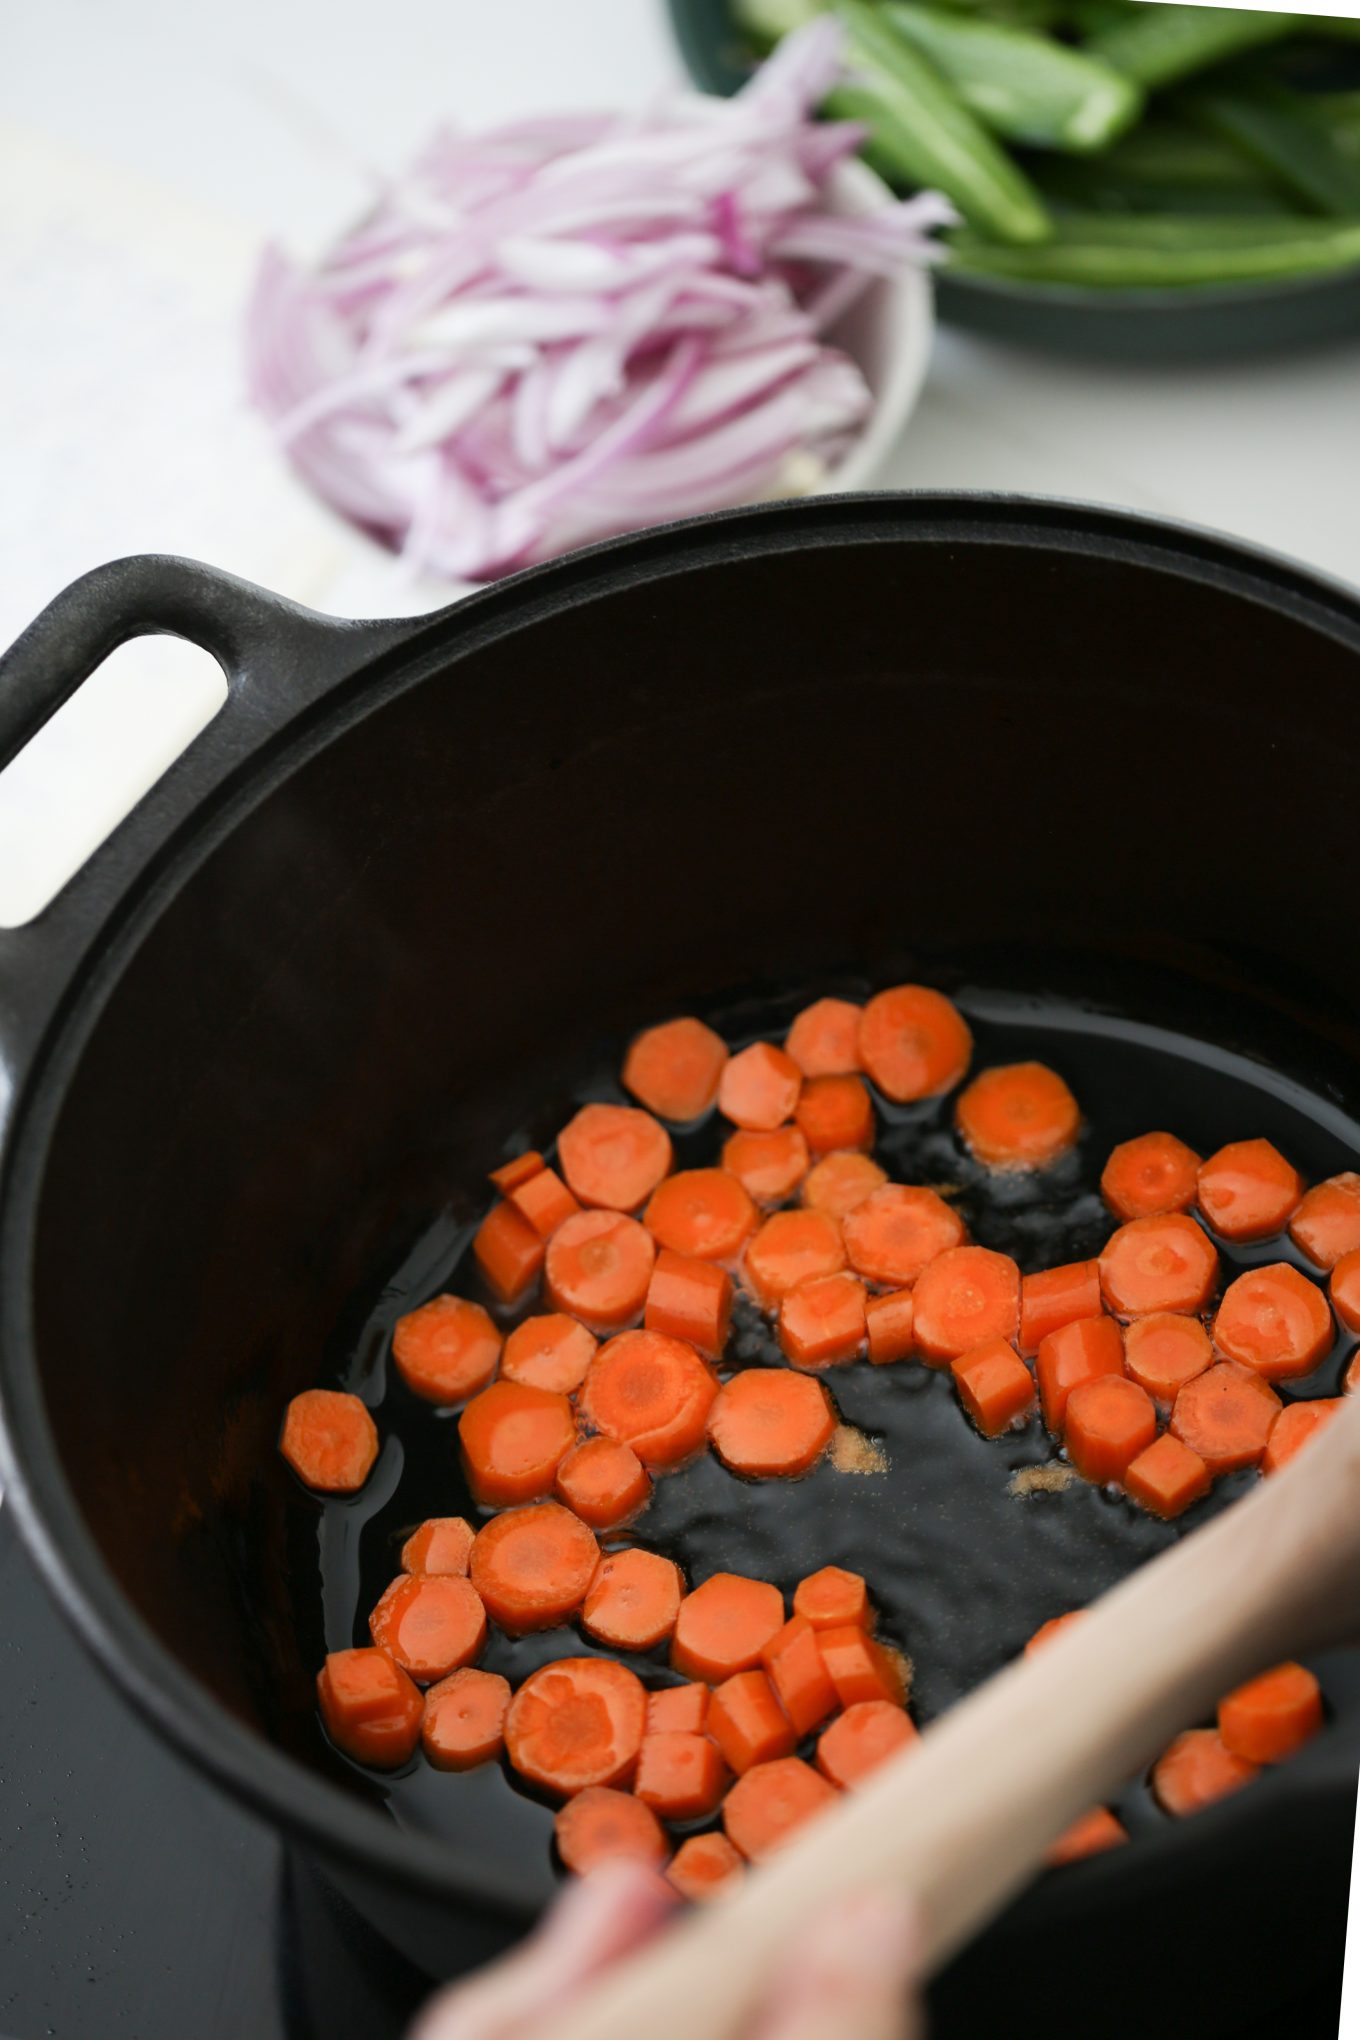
xmin=881 ymin=1643 xmax=913 ymax=1696
xmin=830 ymin=1425 xmax=889 ymax=1475
xmin=1009 ymin=1462 xmax=1078 ymax=1497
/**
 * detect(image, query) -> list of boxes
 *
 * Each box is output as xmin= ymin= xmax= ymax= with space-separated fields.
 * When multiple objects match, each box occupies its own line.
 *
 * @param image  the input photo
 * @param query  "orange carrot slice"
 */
xmin=1018 ymin=1259 xmax=1101 ymax=1355
xmin=761 ymin=1616 xmax=837 ymax=1736
xmin=1064 ymin=1375 xmax=1157 ymax=1484
xmin=1262 ymin=1397 xmax=1343 ymax=1475
xmin=583 ymin=1548 xmax=684 ymax=1651
xmin=721 ymin=1126 xmax=811 ymax=1206
xmin=1152 ymin=1729 xmax=1258 ymax=1816
xmin=794 ymin=1074 xmax=875 ymax=1156
xmin=280 ymin=1389 xmax=378 ymax=1494
xmin=1219 ymin=1662 xmax=1323 ymax=1763
xmin=421 ymin=1667 xmax=511 ymax=1771
xmin=647 ymin=1683 xmax=709 ymax=1735
xmin=794 ymin=1566 xmax=869 ymax=1631
xmin=719 ymin=1042 xmax=803 ymax=1132
xmin=912 ymin=1245 xmax=1021 ymax=1363
xmin=778 ymin=1272 xmax=867 ymax=1367
xmin=667 ymin=1832 xmax=744 ymax=1901
xmin=1197 ymin=1139 xmax=1302 ymax=1241
xmin=1213 ymin=1263 xmax=1333 ymax=1381
xmin=1036 ymin=1315 xmax=1125 ymax=1433
xmin=858 ymin=985 xmax=972 ymax=1103
xmin=457 ymin=1380 xmax=576 ymax=1506
xmin=819 ymin=1625 xmax=905 ymax=1708
xmin=1100 ymin=1131 xmax=1200 ymax=1223
xmin=1123 ymin=1433 xmax=1210 ymax=1518
xmin=1169 ymin=1362 xmax=1281 ymax=1475
xmin=1099 ymin=1215 xmax=1218 ymax=1318
xmin=743 ymin=1209 xmax=846 ymax=1309
xmin=842 ymin=1184 xmax=966 ymax=1289
xmin=401 ymin=1516 xmax=473 ymax=1576
xmin=369 ymin=1573 xmax=487 ymax=1683
xmin=801 ymin=1151 xmax=888 ymax=1222
xmin=1123 ymin=1312 xmax=1212 ymax=1404
xmin=392 ymin=1295 xmax=501 ymax=1404
xmin=865 ymin=1289 xmax=915 ymax=1365
xmin=490 ymin=1151 xmax=544 ymax=1194
xmin=706 ymin=1368 xmax=835 ymax=1478
xmin=623 ymin=1017 xmax=728 ymax=1123
xmin=1025 ymin=1612 xmax=1084 ymax=1655
xmin=785 ymin=997 xmax=863 ymax=1077
xmin=318 ymin=1648 xmax=423 ymax=1768
xmin=501 ymin=1312 xmax=598 ymax=1394
xmin=644 ymin=1248 xmax=733 ymax=1360
xmin=507 ymin=1166 xmax=581 ymax=1240
xmin=1333 ymin=1249 xmax=1360 ymax=1333
xmin=951 ymin=1338 xmax=1036 ymax=1437
xmin=644 ymin=1168 xmax=757 ymax=1262
xmin=634 ymin=1731 xmax=728 ymax=1820
xmin=557 ymin=1102 xmax=673 ymax=1212
xmin=816 ymin=1699 xmax=917 ymax=1790
xmin=544 ymin=1209 xmax=655 ymax=1329
xmin=555 ymin=1786 xmax=668 ymax=1871
xmin=955 ymin=1061 xmax=1079 ymax=1170
xmin=553 ymin=1435 xmax=652 ymax=1530
xmin=671 ymin=1573 xmax=786 ymax=1683
xmin=469 ymin=1502 xmax=598 ymax=1632
xmin=579 ymin=1328 xmax=717 ymax=1467
xmin=1047 ymin=1807 xmax=1127 ymax=1866
xmin=506 ymin=1658 xmax=647 ymax=1796
xmin=474 ymin=1201 xmax=545 ymax=1304
xmin=1290 ymin=1172 xmax=1360 ymax=1270
xmin=707 ymin=1669 xmax=797 ymax=1774
xmin=723 ymin=1756 xmax=838 ymax=1861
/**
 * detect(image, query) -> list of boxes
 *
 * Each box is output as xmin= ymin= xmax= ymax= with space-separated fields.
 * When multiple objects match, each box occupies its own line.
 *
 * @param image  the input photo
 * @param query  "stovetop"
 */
xmin=0 ymin=1509 xmax=1345 ymax=2039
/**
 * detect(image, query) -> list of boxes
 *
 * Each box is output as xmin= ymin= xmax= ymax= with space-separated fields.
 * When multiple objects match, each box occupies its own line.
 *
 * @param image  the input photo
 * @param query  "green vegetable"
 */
xmin=948 ymin=208 xmax=1360 ymax=284
xmin=734 ymin=0 xmax=829 ymax=41
xmin=1090 ymin=115 xmax=1289 ymax=190
xmin=833 ymin=0 xmax=1054 ymax=241
xmin=1034 ymin=154 xmax=1296 ymax=214
xmin=1059 ymin=0 xmax=1137 ymax=33
xmin=880 ymin=1 xmax=1143 ymax=150
xmin=1183 ymin=77 xmax=1360 ymax=214
xmin=1304 ymin=92 xmax=1360 ymax=159
xmin=1087 ymin=6 xmax=1300 ymax=91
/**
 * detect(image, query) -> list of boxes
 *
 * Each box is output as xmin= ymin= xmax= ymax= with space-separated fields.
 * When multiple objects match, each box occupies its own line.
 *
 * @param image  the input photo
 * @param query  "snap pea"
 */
xmin=948 ymin=209 xmax=1360 ymax=284
xmin=880 ymin=1 xmax=1143 ymax=150
xmin=1087 ymin=7 xmax=1301 ymax=92
xmin=1183 ymin=78 xmax=1360 ymax=214
xmin=833 ymin=0 xmax=1053 ymax=242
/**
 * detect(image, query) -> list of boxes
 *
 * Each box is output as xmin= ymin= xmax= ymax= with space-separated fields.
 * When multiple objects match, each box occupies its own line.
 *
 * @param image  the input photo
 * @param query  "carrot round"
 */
xmin=421 ymin=1667 xmax=511 ymax=1771
xmin=801 ymin=1150 xmax=888 ymax=1222
xmin=645 ymin=1248 xmax=733 ymax=1360
xmin=1152 ymin=1728 xmax=1258 ymax=1816
xmin=819 ymin=1625 xmax=905 ymax=1709
xmin=555 ymin=1786 xmax=668 ymax=1873
xmin=1123 ymin=1433 xmax=1211 ymax=1519
xmin=1218 ymin=1661 xmax=1323 ymax=1764
xmin=667 ymin=1831 xmax=744 ymax=1901
xmin=858 ymin=984 xmax=972 ymax=1103
xmin=794 ymin=1566 xmax=869 ymax=1632
xmin=506 ymin=1657 xmax=648 ymax=1796
xmin=761 ymin=1616 xmax=837 ymax=1736
xmin=501 ymin=1312 xmax=598 ymax=1395
xmin=554 ymin=1435 xmax=652 ymax=1530
xmin=1018 ymin=1259 xmax=1101 ymax=1355
xmin=644 ymin=1168 xmax=757 ymax=1262
xmin=671 ymin=1572 xmax=786 ymax=1683
xmin=1262 ymin=1396 xmax=1343 ymax=1476
xmin=1290 ymin=1171 xmax=1360 ymax=1270
xmin=280 ymin=1389 xmax=378 ymax=1494
xmin=634 ymin=1731 xmax=728 ymax=1820
xmin=785 ymin=997 xmax=863 ymax=1078
xmin=721 ymin=1126 xmax=810 ymax=1207
xmin=1025 ymin=1611 xmax=1084 ymax=1656
xmin=912 ymin=1245 xmax=1021 ymax=1363
xmin=816 ymin=1699 xmax=917 ymax=1790
xmin=706 ymin=1368 xmax=835 ymax=1479
xmin=469 ymin=1502 xmax=599 ymax=1632
xmin=723 ymin=1755 xmax=838 ymax=1862
xmin=392 ymin=1295 xmax=501 ymax=1404
xmin=1333 ymin=1248 xmax=1360 ymax=1333
xmin=490 ymin=1150 xmax=544 ymax=1194
xmin=647 ymin=1682 xmax=709 ymax=1735
xmin=718 ymin=1042 xmax=803 ymax=1132
xmin=557 ymin=1102 xmax=673 ymax=1212
xmin=1098 ymin=1214 xmax=1218 ymax=1318
xmin=1169 ymin=1362 xmax=1281 ymax=1475
xmin=583 ymin=1547 xmax=685 ymax=1651
xmin=1212 ymin=1263 xmax=1333 ymax=1381
xmin=474 ymin=1200 xmax=545 ymax=1304
xmin=951 ymin=1338 xmax=1036 ymax=1438
xmin=1036 ymin=1314 xmax=1125 ymax=1433
xmin=368 ymin=1573 xmax=487 ymax=1684
xmin=955 ymin=1061 xmax=1079 ymax=1170
xmin=1123 ymin=1312 xmax=1212 ymax=1404
xmin=841 ymin=1184 xmax=966 ymax=1289
xmin=778 ymin=1272 xmax=867 ymax=1368
xmin=1100 ymin=1131 xmax=1201 ymax=1223
xmin=1196 ymin=1138 xmax=1302 ymax=1241
xmin=865 ymin=1288 xmax=915 ymax=1365
xmin=401 ymin=1516 xmax=474 ymax=1576
xmin=708 ymin=1669 xmax=798 ymax=1774
xmin=544 ymin=1209 xmax=656 ymax=1329
xmin=623 ymin=1016 xmax=728 ymax=1123
xmin=507 ymin=1165 xmax=581 ymax=1241
xmin=1064 ymin=1375 xmax=1157 ymax=1485
xmin=743 ymin=1209 xmax=846 ymax=1309
xmin=317 ymin=1648 xmax=423 ymax=1769
xmin=579 ymin=1328 xmax=717 ymax=1467
xmin=794 ymin=1074 xmax=874 ymax=1157
xmin=457 ymin=1380 xmax=576 ymax=1507
xmin=1047 ymin=1807 xmax=1127 ymax=1866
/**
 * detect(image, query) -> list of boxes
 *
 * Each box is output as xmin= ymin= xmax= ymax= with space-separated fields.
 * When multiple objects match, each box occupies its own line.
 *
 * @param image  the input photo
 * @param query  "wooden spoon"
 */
xmin=554 ymin=1392 xmax=1360 ymax=2040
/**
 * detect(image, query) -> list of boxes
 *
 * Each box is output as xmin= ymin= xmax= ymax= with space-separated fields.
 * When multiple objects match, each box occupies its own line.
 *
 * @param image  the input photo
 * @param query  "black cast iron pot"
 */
xmin=1 ymin=496 xmax=1358 ymax=2036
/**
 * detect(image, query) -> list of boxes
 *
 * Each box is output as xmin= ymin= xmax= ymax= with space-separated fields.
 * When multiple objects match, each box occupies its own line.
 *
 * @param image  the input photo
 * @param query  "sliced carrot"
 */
xmin=369 ymin=1573 xmax=487 ymax=1684
xmin=1124 ymin=1433 xmax=1211 ymax=1519
xmin=1197 ymin=1139 xmax=1302 ymax=1241
xmin=723 ymin=1756 xmax=839 ymax=1862
xmin=721 ymin=1126 xmax=811 ymax=1207
xmin=644 ymin=1169 xmax=757 ymax=1263
xmin=1219 ymin=1662 xmax=1323 ymax=1764
xmin=623 ymin=1016 xmax=728 ymax=1123
xmin=392 ymin=1295 xmax=501 ymax=1404
xmin=1169 ymin=1362 xmax=1281 ymax=1475
xmin=667 ymin=1831 xmax=745 ymax=1901
xmin=474 ymin=1201 xmax=545 ymax=1304
xmin=469 ymin=1502 xmax=599 ymax=1633
xmin=583 ymin=1548 xmax=685 ymax=1651
xmin=1018 ymin=1259 xmax=1101 ymax=1355
xmin=1047 ymin=1807 xmax=1127 ymax=1866
xmin=794 ymin=1074 xmax=875 ymax=1156
xmin=912 ymin=1245 xmax=1021 ymax=1364
xmin=819 ymin=1624 xmax=905 ymax=1708
xmin=842 ymin=1184 xmax=966 ymax=1290
xmin=671 ymin=1572 xmax=787 ymax=1683
xmin=317 ymin=1648 xmax=423 ymax=1769
xmin=506 ymin=1657 xmax=648 ymax=1796
xmin=1065 ymin=1375 xmax=1158 ymax=1485
xmin=1290 ymin=1172 xmax=1360 ymax=1270
xmin=794 ymin=1566 xmax=869 ymax=1632
xmin=706 ymin=1367 xmax=835 ymax=1479
xmin=634 ymin=1731 xmax=728 ymax=1820
xmin=457 ymin=1380 xmax=576 ymax=1507
xmin=1099 ymin=1215 xmax=1218 ymax=1319
xmin=955 ymin=1061 xmax=1079 ymax=1170
xmin=1123 ymin=1312 xmax=1212 ymax=1404
xmin=801 ymin=1151 xmax=888 ymax=1222
xmin=1036 ymin=1314 xmax=1125 ymax=1433
xmin=644 ymin=1248 xmax=733 ymax=1360
xmin=401 ymin=1516 xmax=474 ymax=1576
xmin=858 ymin=984 xmax=973 ymax=1103
xmin=421 ymin=1667 xmax=511 ymax=1771
xmin=718 ymin=1042 xmax=803 ymax=1132
xmin=1100 ymin=1131 xmax=1200 ymax=1223
xmin=761 ymin=1616 xmax=837 ymax=1736
xmin=1333 ymin=1249 xmax=1360 ymax=1333
xmin=280 ymin=1389 xmax=379 ymax=1494
xmin=579 ymin=1328 xmax=717 ymax=1468
xmin=544 ymin=1209 xmax=656 ymax=1330
xmin=708 ymin=1669 xmax=797 ymax=1774
xmin=553 ymin=1435 xmax=652 ymax=1530
xmin=1025 ymin=1611 xmax=1084 ymax=1655
xmin=865 ymin=1288 xmax=915 ymax=1365
xmin=1152 ymin=1729 xmax=1259 ymax=1816
xmin=647 ymin=1683 xmax=709 ymax=1735
xmin=490 ymin=1151 xmax=544 ymax=1194
xmin=555 ymin=1786 xmax=668 ymax=1872
xmin=501 ymin=1312 xmax=598 ymax=1395
xmin=816 ymin=1700 xmax=917 ymax=1790
xmin=1262 ymin=1397 xmax=1344 ymax=1476
xmin=951 ymin=1338 xmax=1036 ymax=1438
xmin=778 ymin=1272 xmax=867 ymax=1367
xmin=785 ymin=997 xmax=863 ymax=1078
xmin=1213 ymin=1263 xmax=1333 ymax=1381
xmin=557 ymin=1102 xmax=673 ymax=1213
xmin=507 ymin=1165 xmax=581 ymax=1240
xmin=743 ymin=1209 xmax=847 ymax=1309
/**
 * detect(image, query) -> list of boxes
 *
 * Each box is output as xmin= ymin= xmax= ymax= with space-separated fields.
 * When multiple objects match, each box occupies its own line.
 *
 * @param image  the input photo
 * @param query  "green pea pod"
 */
xmin=733 ymin=0 xmax=829 ymax=42
xmin=880 ymin=1 xmax=1143 ymax=151
xmin=948 ymin=209 xmax=1360 ymax=285
xmin=834 ymin=0 xmax=1053 ymax=243
xmin=1087 ymin=6 xmax=1301 ymax=91
xmin=1184 ymin=78 xmax=1360 ymax=215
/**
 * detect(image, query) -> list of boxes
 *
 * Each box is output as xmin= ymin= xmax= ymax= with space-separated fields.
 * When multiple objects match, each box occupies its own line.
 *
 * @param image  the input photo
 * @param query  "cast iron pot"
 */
xmin=1 ymin=496 xmax=1358 ymax=2036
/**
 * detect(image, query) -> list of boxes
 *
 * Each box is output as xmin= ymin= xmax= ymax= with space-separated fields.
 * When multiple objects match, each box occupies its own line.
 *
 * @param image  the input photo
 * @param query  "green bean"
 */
xmin=948 ymin=208 xmax=1360 ymax=283
xmin=1183 ymin=78 xmax=1360 ymax=214
xmin=1087 ymin=6 xmax=1301 ymax=91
